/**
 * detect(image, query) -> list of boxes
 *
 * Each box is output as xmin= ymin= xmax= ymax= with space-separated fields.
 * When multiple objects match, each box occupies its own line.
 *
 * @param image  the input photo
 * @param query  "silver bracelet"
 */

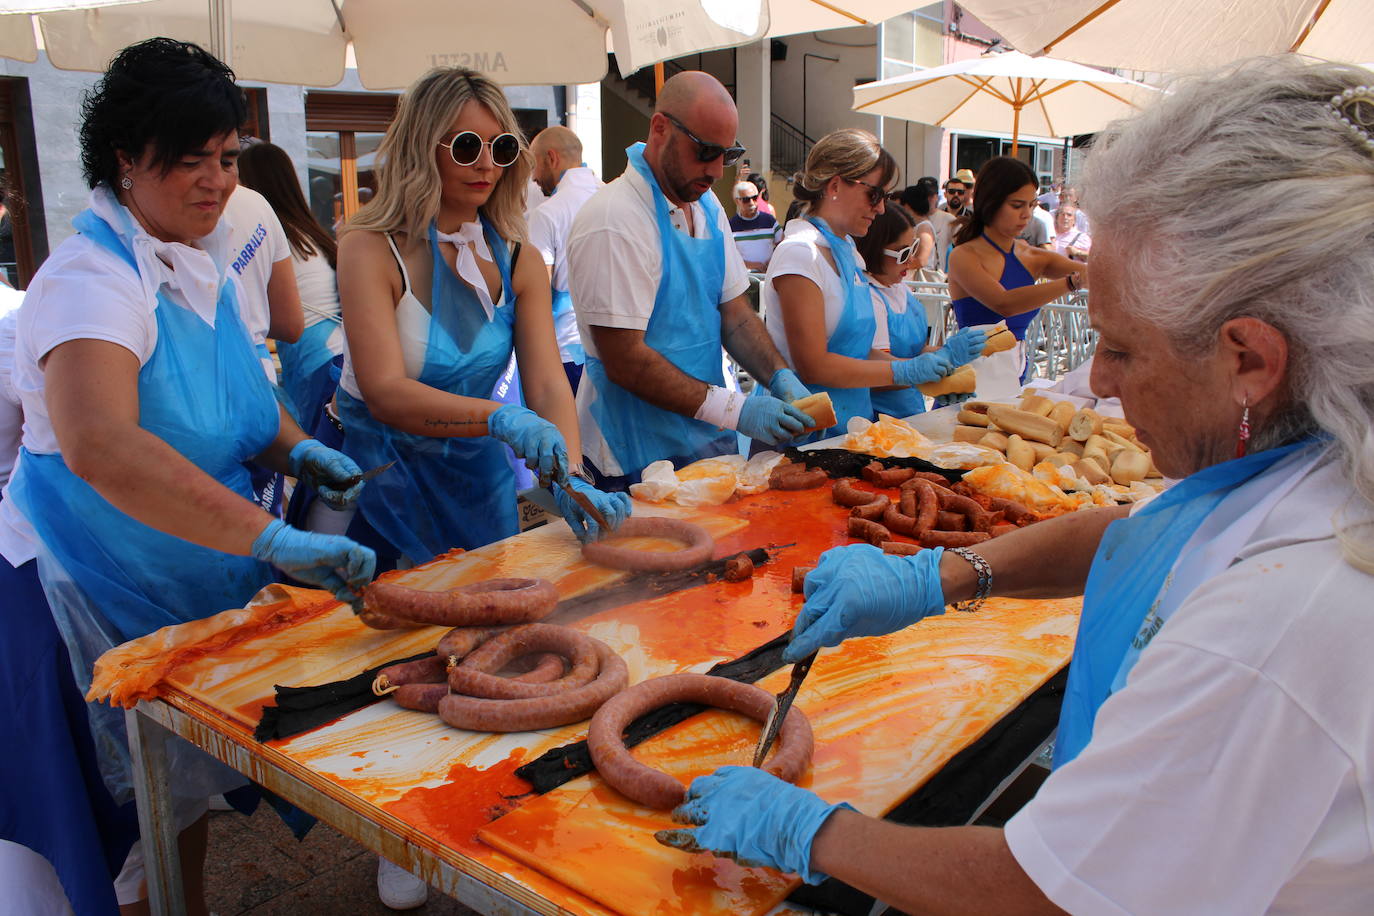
xmin=947 ymin=546 xmax=992 ymax=614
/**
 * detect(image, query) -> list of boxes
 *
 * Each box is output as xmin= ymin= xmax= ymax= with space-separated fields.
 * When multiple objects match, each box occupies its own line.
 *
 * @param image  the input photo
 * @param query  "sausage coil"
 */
xmin=581 ymin=517 xmax=715 ymax=572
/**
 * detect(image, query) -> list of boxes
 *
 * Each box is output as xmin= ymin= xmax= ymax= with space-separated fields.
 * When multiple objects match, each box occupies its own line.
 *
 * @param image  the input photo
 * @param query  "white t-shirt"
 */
xmin=527 ymin=167 xmax=603 ymax=364
xmin=292 ymin=249 xmax=344 ymax=359
xmin=761 ymin=219 xmax=887 ymax=367
xmin=565 ymin=159 xmax=750 ymax=358
xmin=929 ymin=209 xmax=956 ymax=273
xmin=0 ymin=286 xmax=26 ymax=488
xmin=223 ymin=185 xmax=291 ymax=377
xmin=1006 ymin=455 xmax=1374 ymax=915
xmin=1 ymin=186 xmax=238 ymax=565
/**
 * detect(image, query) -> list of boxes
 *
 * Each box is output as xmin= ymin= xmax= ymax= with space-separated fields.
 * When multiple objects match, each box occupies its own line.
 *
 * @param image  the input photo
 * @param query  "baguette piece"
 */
xmin=953 ymin=425 xmax=989 ymax=443
xmin=1019 ymin=394 xmax=1055 ymax=417
xmin=792 ymin=392 xmax=837 ymax=433
xmin=1103 ymin=429 xmax=1144 ymax=453
xmin=957 ymin=409 xmax=991 ymax=427
xmin=1074 ymin=459 xmax=1111 ymax=485
xmin=1005 ymin=434 xmax=1036 ymax=471
xmin=1048 ymin=401 xmax=1076 ymax=435
xmin=1069 ymin=408 xmax=1104 ymax=442
xmin=1111 ymin=450 xmax=1151 ymax=486
xmin=917 ymin=364 xmax=977 ymax=398
xmin=985 ymin=405 xmax=1064 ymax=447
xmin=979 ymin=430 xmax=1010 ymax=451
xmin=981 ymin=322 xmax=1017 ymax=356
xmin=1030 ymin=442 xmax=1057 ymax=463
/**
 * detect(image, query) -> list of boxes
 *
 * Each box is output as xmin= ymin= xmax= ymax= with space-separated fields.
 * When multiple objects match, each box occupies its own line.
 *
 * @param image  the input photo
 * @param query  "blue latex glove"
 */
xmin=737 ymin=395 xmax=812 ymax=445
xmin=553 ymin=476 xmax=632 ymax=543
xmin=251 ymin=519 xmax=376 ymax=607
xmin=785 ymin=544 xmax=947 ymax=662
xmin=288 ymin=439 xmax=364 ymax=510
xmin=891 ymin=351 xmax=954 ymax=388
xmin=656 ymin=766 xmax=855 ymax=883
xmin=933 ymin=391 xmax=977 ymax=408
xmin=767 ymin=367 xmax=812 ymax=405
xmin=938 ymin=327 xmax=988 ymax=367
xmin=488 ymin=404 xmax=569 ymax=486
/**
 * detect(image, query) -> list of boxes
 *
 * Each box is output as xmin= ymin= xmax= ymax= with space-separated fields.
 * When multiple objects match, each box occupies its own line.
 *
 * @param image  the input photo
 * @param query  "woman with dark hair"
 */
xmin=1 ymin=38 xmax=374 ymax=914
xmin=761 ymin=128 xmax=983 ymax=440
xmin=855 ymin=205 xmax=952 ymax=418
xmin=946 ymin=156 xmax=1083 ymax=397
xmin=889 ymin=184 xmax=936 ymax=272
xmin=237 ymin=141 xmax=344 ymax=429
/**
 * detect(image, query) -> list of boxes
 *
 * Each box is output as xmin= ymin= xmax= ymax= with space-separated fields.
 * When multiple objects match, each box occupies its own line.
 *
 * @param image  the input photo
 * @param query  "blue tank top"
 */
xmin=950 ymin=233 xmax=1038 ymax=339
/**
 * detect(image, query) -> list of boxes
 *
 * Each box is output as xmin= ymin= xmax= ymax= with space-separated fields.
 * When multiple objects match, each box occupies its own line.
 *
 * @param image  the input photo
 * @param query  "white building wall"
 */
xmin=769 ymin=28 xmax=879 ymax=148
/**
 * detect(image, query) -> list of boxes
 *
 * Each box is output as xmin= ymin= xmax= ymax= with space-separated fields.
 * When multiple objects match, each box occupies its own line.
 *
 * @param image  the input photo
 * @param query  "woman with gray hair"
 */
xmin=653 ymin=55 xmax=1374 ymax=912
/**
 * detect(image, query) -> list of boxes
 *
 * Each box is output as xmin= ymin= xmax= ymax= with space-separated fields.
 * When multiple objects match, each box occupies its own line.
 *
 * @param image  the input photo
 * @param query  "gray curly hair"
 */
xmin=1080 ymin=54 xmax=1374 ymax=572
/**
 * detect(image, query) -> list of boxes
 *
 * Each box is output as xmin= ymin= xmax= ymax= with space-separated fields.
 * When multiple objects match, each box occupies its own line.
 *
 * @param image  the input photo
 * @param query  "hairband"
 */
xmin=1328 ymin=85 xmax=1374 ymax=154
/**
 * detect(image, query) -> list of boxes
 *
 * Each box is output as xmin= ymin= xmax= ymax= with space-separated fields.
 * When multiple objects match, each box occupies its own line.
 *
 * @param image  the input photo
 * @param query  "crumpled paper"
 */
xmin=627 ymin=452 xmax=787 ymax=506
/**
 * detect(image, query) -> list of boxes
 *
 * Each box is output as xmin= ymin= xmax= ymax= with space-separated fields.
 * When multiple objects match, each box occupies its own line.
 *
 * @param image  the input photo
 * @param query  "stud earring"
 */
xmin=120 ymin=175 xmax=133 ymax=190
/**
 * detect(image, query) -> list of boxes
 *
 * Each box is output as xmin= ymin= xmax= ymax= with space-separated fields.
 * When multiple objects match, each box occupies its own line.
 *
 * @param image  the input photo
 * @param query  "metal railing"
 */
xmin=769 ymin=113 xmax=813 ymax=180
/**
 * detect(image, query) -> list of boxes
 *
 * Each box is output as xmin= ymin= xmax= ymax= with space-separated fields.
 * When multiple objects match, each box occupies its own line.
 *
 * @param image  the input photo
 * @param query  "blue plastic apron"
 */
xmin=551 ymin=288 xmax=585 ymax=365
xmin=789 ymin=216 xmax=877 ymax=442
xmin=1053 ymin=437 xmax=1318 ymax=768
xmin=9 ymin=203 xmax=280 ymax=797
xmin=869 ymin=282 xmax=929 ymax=419
xmin=582 ymin=143 xmax=738 ymax=479
xmin=336 ymin=218 xmax=519 ymax=565
xmin=277 ymin=316 xmax=342 ymax=428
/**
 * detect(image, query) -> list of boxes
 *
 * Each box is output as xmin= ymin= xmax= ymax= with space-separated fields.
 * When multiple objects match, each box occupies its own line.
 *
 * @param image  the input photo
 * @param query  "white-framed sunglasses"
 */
xmin=437 ymin=130 xmax=521 ymax=167
xmin=883 ymin=242 xmax=917 ymax=265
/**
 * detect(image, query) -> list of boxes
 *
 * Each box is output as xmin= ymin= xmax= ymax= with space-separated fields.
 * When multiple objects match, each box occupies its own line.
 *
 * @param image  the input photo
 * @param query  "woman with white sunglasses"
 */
xmin=331 ymin=68 xmax=629 ymax=574
xmin=761 ymin=129 xmax=985 ymax=440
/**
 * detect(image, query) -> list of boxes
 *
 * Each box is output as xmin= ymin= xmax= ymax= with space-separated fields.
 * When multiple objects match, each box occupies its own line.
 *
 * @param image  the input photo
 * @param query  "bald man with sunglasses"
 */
xmin=567 ymin=71 xmax=813 ymax=488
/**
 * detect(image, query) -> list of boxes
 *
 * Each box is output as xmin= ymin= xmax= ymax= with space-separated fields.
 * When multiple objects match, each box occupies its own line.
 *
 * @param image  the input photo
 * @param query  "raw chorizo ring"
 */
xmin=364 ymin=578 xmax=559 ymax=627
xmin=934 ymin=487 xmax=994 ymax=533
xmin=861 ymin=461 xmax=916 ymax=488
xmin=587 ymin=673 xmax=814 ymax=810
xmin=393 ymin=682 xmax=449 ymax=713
xmin=436 ymin=626 xmax=504 ymax=661
xmin=372 ymin=655 xmax=449 ymax=695
xmin=511 ymin=653 xmax=566 ymax=683
xmin=847 ymin=516 xmax=891 ymax=546
xmin=437 ymin=641 xmax=628 ymax=732
xmin=357 ymin=609 xmax=426 ymax=630
xmin=881 ymin=541 xmax=923 ymax=556
xmin=448 ymin=624 xmax=600 ymax=700
xmin=831 ymin=477 xmax=877 ymax=507
xmin=772 ymin=466 xmax=828 ymax=490
xmin=920 ymin=530 xmax=992 ymax=548
xmin=581 ymin=517 xmax=715 ymax=572
xmin=911 ymin=479 xmax=940 ymax=536
xmin=849 ymin=495 xmax=889 ymax=521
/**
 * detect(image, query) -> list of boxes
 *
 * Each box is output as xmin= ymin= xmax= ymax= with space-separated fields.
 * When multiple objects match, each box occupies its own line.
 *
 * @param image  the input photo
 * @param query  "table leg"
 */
xmin=127 ymin=705 xmax=187 ymax=916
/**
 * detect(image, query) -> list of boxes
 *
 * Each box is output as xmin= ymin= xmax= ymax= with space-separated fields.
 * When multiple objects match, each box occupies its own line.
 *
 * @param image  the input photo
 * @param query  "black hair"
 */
xmin=896 ymin=177 xmax=940 ymax=217
xmin=746 ymin=171 xmax=769 ymax=201
xmin=953 ymin=156 xmax=1039 ymax=247
xmin=80 ymin=37 xmax=246 ymax=190
xmin=854 ymin=202 xmax=914 ymax=273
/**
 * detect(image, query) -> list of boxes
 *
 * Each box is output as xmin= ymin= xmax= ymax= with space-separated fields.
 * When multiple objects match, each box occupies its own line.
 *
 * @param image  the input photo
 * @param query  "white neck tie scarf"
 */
xmin=434 ymin=220 xmax=497 ymax=321
xmin=132 ymin=235 xmax=222 ymax=323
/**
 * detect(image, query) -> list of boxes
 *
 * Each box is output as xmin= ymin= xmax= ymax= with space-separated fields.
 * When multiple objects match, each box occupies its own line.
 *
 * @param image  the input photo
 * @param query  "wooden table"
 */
xmin=125 ymin=485 xmax=1080 ymax=916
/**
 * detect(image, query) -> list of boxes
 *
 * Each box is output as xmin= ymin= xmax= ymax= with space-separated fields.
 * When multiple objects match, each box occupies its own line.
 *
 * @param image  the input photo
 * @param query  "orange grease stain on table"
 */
xmin=383 ymin=755 xmax=534 ymax=856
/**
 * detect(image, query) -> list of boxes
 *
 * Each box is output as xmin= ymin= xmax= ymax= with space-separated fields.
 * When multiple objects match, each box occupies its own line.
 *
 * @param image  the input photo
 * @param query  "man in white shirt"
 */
xmin=222 ymin=183 xmax=301 ymax=381
xmin=566 ymin=71 xmax=812 ymax=487
xmin=527 ymin=126 xmax=602 ymax=392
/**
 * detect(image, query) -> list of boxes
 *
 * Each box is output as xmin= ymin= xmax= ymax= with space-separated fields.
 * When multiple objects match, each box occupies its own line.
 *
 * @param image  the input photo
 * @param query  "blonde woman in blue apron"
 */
xmin=855 ymin=205 xmax=982 ymax=419
xmin=1 ymin=39 xmax=375 ymax=914
xmin=761 ymin=129 xmax=985 ymax=441
xmin=333 ymin=68 xmax=628 ymax=570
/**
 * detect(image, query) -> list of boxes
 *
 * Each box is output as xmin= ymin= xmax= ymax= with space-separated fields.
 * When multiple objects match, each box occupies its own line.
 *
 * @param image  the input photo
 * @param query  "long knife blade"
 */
xmin=339 ymin=460 xmax=396 ymax=489
xmin=558 ymin=478 xmax=612 ymax=532
xmin=752 ymin=649 xmax=819 ymax=767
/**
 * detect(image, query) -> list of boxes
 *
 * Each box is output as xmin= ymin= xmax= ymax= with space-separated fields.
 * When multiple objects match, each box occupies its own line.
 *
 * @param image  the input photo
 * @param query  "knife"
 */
xmin=551 ymin=458 xmax=612 ymax=532
xmin=752 ymin=649 xmax=819 ymax=767
xmin=339 ymin=460 xmax=396 ymax=489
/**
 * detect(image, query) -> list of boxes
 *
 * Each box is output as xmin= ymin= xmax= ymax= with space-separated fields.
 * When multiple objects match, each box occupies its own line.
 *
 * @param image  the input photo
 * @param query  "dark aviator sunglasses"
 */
xmin=663 ymin=113 xmax=747 ymax=167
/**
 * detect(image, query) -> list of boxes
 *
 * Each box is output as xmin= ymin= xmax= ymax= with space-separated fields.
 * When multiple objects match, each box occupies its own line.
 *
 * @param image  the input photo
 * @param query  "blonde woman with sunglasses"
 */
xmin=332 ymin=68 xmax=629 ymax=573
xmin=761 ymin=128 xmax=986 ymax=440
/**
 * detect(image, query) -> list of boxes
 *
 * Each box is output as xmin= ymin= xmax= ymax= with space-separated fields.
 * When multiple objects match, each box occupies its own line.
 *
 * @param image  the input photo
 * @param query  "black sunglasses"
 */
xmin=663 ymin=113 xmax=747 ymax=167
xmin=737 ymin=193 xmax=759 ymax=202
xmin=438 ymin=130 xmax=521 ymax=168
xmin=845 ymin=176 xmax=887 ymax=207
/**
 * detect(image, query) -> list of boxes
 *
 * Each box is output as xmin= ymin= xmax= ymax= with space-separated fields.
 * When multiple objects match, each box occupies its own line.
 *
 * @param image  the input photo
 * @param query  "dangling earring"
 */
xmin=120 ymin=175 xmax=133 ymax=190
xmin=1235 ymin=396 xmax=1251 ymax=459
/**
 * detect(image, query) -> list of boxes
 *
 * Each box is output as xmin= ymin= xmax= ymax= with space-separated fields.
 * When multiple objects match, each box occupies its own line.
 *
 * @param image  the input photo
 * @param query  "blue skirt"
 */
xmin=0 ymin=558 xmax=137 ymax=915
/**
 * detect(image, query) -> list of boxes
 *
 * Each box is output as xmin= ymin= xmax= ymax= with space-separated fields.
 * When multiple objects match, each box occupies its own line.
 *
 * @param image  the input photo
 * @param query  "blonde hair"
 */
xmin=347 ymin=67 xmax=531 ymax=243
xmin=791 ymin=128 xmax=896 ymax=214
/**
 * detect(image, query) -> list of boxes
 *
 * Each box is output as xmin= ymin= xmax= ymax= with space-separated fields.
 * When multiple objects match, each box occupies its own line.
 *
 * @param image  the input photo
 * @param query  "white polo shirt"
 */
xmin=761 ymin=219 xmax=887 ymax=367
xmin=565 ymin=160 xmax=749 ymax=359
xmin=527 ymin=166 xmax=603 ymax=364
xmin=222 ymin=185 xmax=290 ymax=379
xmin=1006 ymin=455 xmax=1374 ymax=914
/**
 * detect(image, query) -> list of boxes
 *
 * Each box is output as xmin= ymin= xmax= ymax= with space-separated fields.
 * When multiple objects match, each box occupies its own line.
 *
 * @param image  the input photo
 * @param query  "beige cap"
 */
xmin=954 ymin=168 xmax=977 ymax=184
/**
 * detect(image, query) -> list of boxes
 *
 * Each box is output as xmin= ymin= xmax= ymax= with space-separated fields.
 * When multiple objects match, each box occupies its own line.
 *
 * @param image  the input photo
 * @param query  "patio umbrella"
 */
xmin=851 ymin=50 xmax=1159 ymax=152
xmin=952 ymin=0 xmax=1374 ymax=73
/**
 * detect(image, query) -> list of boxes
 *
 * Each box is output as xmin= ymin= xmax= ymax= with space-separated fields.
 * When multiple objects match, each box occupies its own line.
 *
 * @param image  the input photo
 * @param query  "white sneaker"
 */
xmin=376 ymin=857 xmax=428 ymax=910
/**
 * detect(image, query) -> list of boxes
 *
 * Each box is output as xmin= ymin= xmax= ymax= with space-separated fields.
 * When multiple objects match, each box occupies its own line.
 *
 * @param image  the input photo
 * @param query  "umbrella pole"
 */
xmin=655 ymin=62 xmax=665 ymax=95
xmin=1011 ymin=104 xmax=1021 ymax=156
